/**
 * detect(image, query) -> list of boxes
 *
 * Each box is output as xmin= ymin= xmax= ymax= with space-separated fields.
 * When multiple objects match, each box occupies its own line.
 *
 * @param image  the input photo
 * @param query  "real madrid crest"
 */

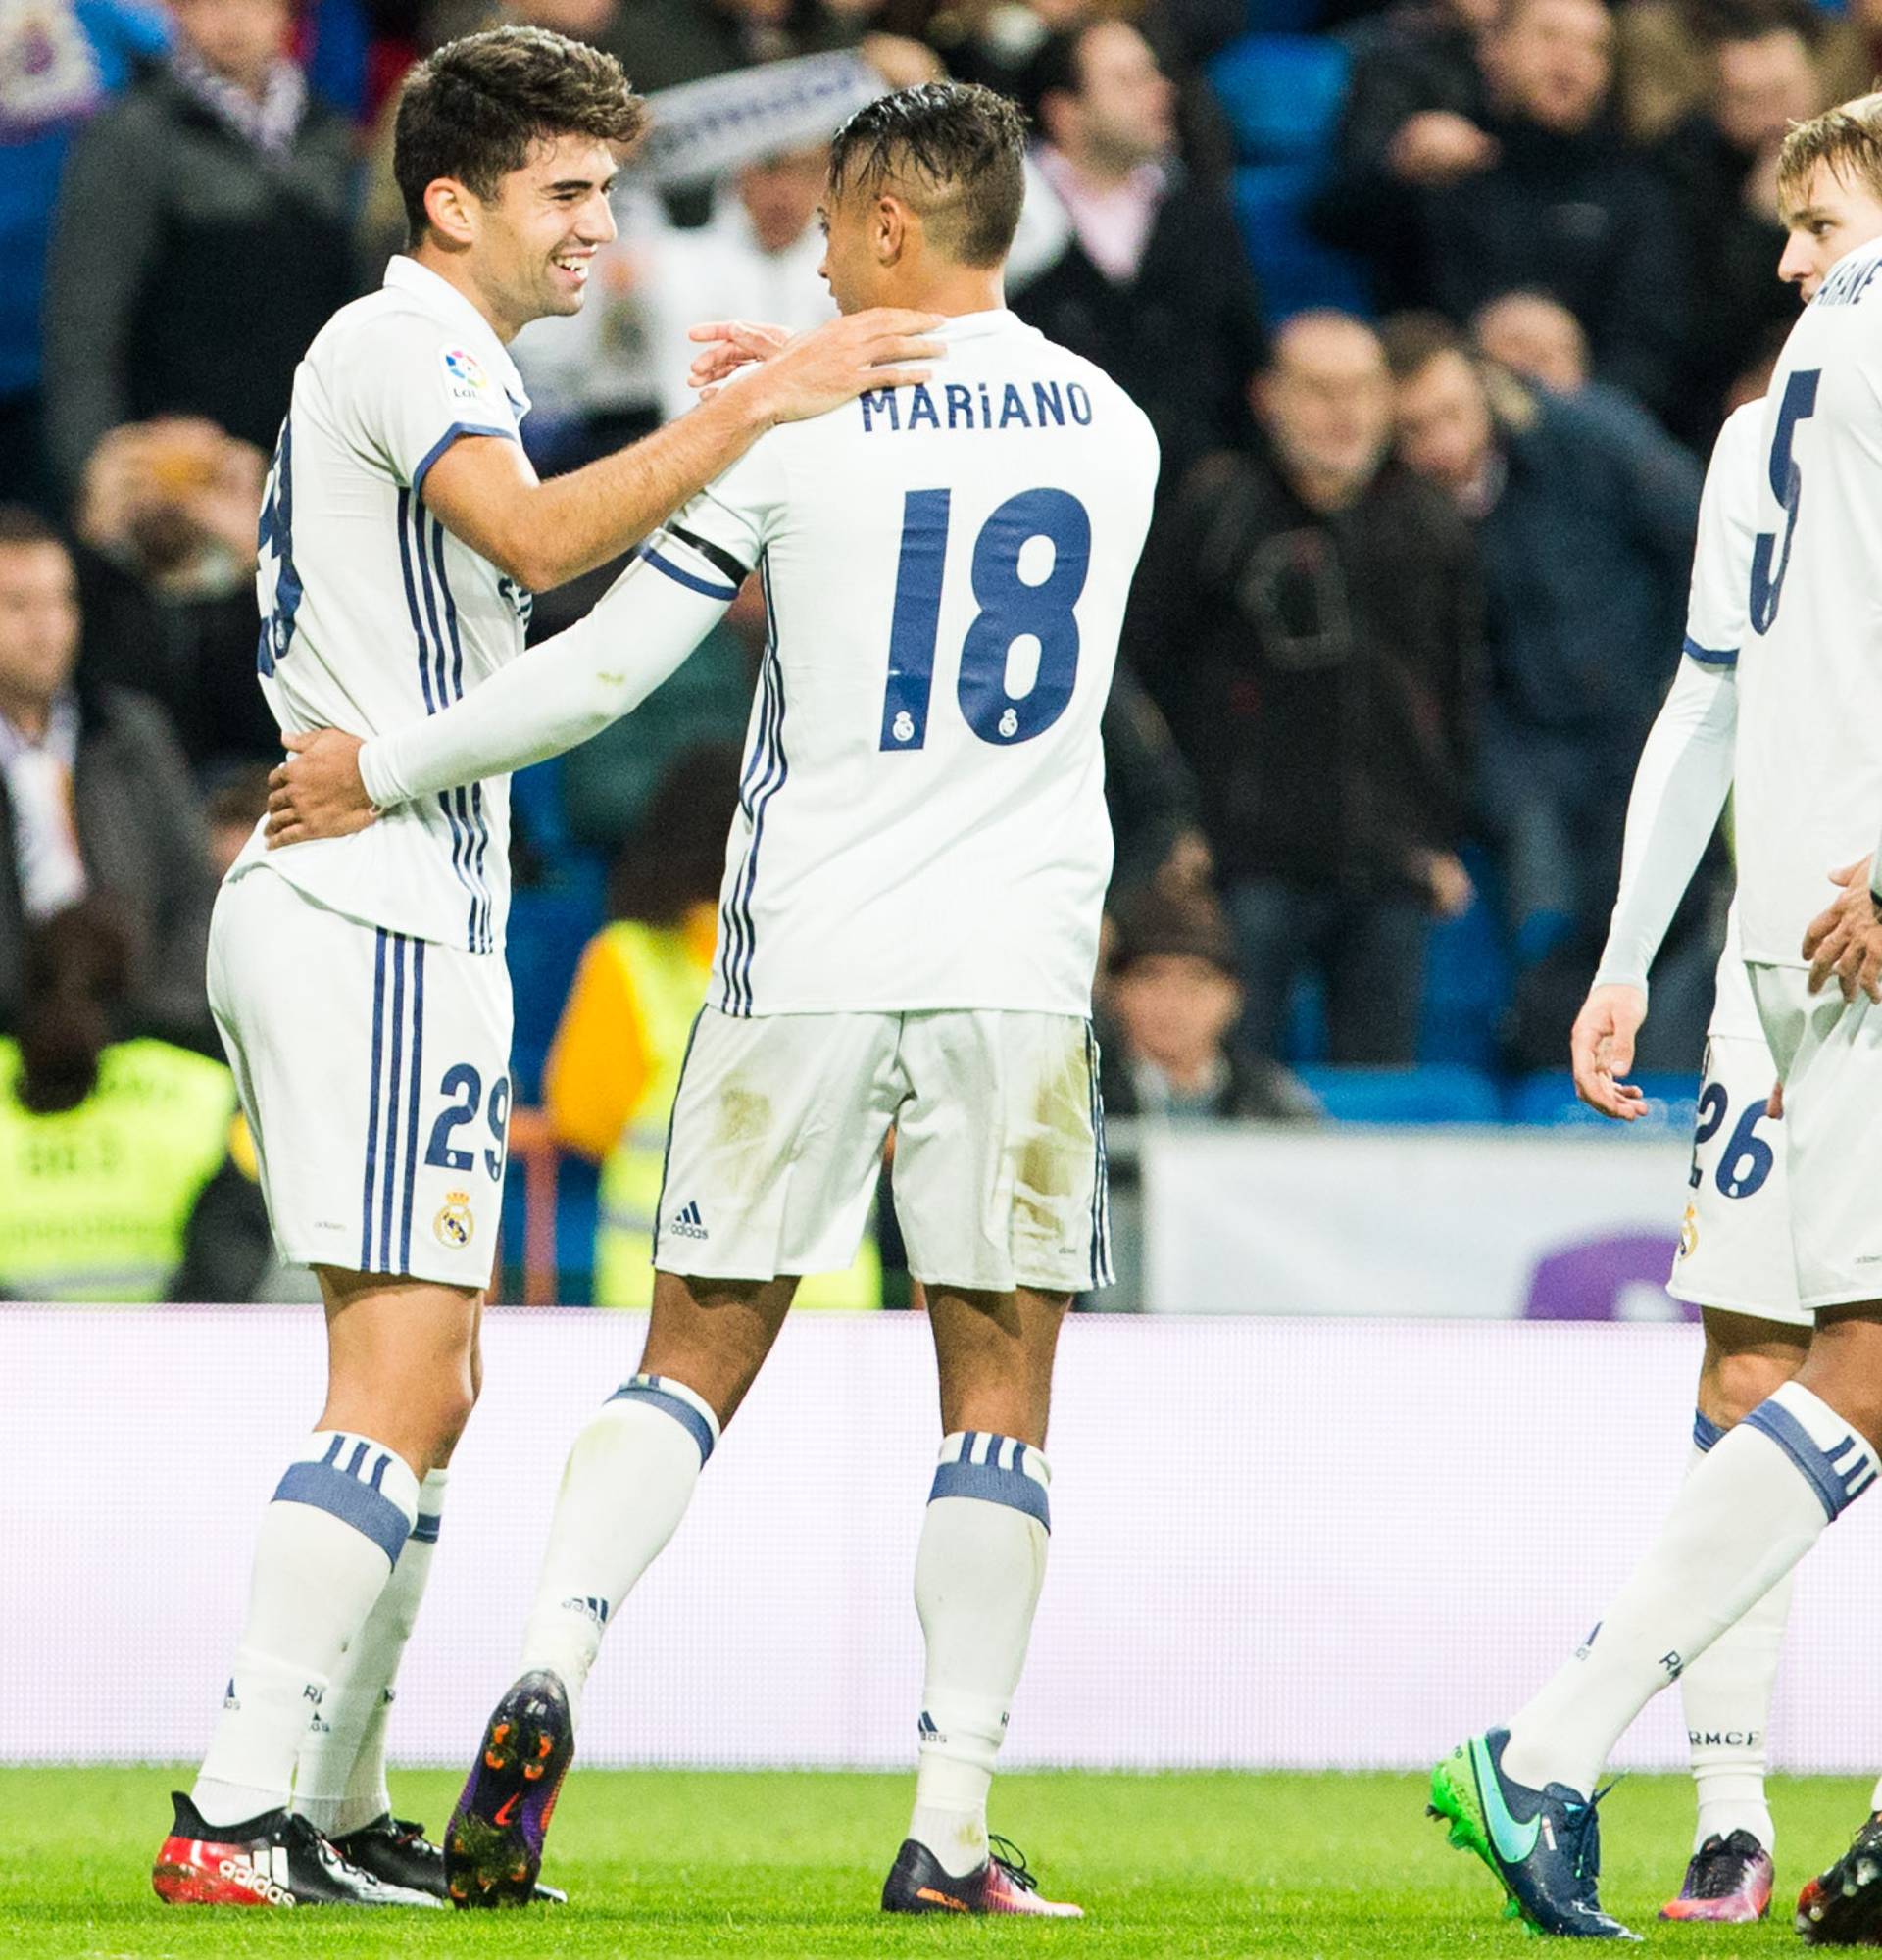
xmin=1677 ymin=1202 xmax=1698 ymax=1260
xmin=435 ymin=1190 xmax=475 ymax=1249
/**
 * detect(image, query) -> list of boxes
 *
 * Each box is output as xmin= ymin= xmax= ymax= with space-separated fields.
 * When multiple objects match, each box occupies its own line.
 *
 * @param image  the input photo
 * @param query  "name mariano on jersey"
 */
xmin=351 ymin=308 xmax=1161 ymax=1014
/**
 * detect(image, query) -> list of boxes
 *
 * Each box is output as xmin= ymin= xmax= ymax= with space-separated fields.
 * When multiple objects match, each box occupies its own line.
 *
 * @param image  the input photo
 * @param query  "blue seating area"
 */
xmin=1210 ymin=34 xmax=1371 ymax=320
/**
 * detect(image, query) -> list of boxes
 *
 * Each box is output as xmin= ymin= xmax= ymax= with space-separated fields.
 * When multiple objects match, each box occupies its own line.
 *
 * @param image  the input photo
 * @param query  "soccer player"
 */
xmin=151 ymin=26 xmax=937 ymax=1909
xmin=264 ymin=81 xmax=1158 ymax=1915
xmin=1431 ymin=95 xmax=1882 ymax=1941
xmin=1569 ymin=395 xmax=1802 ymax=1927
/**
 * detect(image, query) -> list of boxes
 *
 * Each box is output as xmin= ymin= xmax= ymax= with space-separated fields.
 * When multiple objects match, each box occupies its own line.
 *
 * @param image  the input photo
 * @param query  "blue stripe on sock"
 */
xmin=410 ymin=1513 xmax=442 ymax=1544
xmin=273 ymin=1459 xmax=411 ymax=1566
xmin=608 ymin=1378 xmax=716 ymax=1465
xmin=1693 ymin=1409 xmax=1725 ymax=1453
xmin=929 ymin=1439 xmax=1050 ymax=1532
xmin=1743 ymin=1399 xmax=1875 ymax=1521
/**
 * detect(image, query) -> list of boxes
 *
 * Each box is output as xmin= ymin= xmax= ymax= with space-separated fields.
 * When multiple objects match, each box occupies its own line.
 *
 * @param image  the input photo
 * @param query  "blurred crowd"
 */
xmin=3 ymin=0 xmax=1810 ymax=1301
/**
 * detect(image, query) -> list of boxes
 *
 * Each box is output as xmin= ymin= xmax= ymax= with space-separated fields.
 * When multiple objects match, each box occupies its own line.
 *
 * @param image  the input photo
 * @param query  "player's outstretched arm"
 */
xmin=1581 ymin=655 xmax=1737 ymax=1064
xmin=266 ymin=528 xmax=743 ymax=845
xmin=423 ymin=308 xmax=938 ymax=594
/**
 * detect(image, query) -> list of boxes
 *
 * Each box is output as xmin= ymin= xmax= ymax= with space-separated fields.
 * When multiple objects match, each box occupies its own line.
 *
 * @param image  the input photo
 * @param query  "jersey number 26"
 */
xmin=878 ymin=487 xmax=1091 ymax=751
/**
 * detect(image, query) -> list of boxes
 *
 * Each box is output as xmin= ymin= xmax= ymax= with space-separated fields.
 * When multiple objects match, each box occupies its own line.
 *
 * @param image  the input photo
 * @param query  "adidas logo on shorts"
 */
xmin=669 ymin=1200 xmax=709 ymax=1241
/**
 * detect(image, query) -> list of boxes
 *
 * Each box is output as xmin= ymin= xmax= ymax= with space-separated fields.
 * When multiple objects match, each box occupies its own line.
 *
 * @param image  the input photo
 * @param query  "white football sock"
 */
xmin=1504 ymin=1384 xmax=1873 ymax=1800
xmin=1678 ymin=1422 xmax=1790 ymax=1852
xmin=907 ymin=1432 xmax=1052 ymax=1879
xmin=517 ymin=1374 xmax=719 ymax=1722
xmin=193 ymin=1432 xmax=420 ymax=1828
xmin=293 ymin=1466 xmax=447 ymax=1838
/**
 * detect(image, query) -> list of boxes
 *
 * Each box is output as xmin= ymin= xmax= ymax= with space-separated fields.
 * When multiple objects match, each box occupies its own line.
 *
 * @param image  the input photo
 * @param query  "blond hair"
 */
xmin=1777 ymin=90 xmax=1882 ymax=221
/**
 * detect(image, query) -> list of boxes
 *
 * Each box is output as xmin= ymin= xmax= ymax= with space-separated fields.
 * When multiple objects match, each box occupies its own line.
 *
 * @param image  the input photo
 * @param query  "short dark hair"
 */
xmin=1378 ymin=310 xmax=1471 ymax=383
xmin=0 ymin=505 xmax=63 ymax=551
xmin=828 ymin=81 xmax=1028 ymax=268
xmin=393 ymin=26 xmax=644 ymax=243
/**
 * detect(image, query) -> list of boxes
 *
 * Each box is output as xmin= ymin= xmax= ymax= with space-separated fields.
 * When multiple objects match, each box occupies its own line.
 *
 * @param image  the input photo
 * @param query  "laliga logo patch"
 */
xmin=1677 ymin=1202 xmax=1698 ymax=1260
xmin=441 ymin=345 xmax=494 ymax=404
xmin=435 ymin=1190 xmax=475 ymax=1249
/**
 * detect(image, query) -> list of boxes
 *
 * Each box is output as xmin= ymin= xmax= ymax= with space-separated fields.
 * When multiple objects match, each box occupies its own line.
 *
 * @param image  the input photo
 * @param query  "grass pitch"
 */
xmin=1 ymin=1767 xmax=1871 ymax=1956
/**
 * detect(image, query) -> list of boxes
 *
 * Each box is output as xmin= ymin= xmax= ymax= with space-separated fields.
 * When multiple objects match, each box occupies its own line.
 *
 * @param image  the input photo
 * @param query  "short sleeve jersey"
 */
xmin=226 ymin=256 xmax=532 ymax=954
xmin=661 ymin=308 xmax=1160 ymax=1016
xmin=1685 ymin=400 xmax=1761 ymax=1040
xmin=1737 ymin=233 xmax=1882 ymax=968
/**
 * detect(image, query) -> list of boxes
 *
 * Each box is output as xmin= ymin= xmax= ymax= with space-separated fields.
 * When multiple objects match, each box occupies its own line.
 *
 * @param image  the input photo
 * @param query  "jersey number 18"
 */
xmin=878 ymin=487 xmax=1091 ymax=751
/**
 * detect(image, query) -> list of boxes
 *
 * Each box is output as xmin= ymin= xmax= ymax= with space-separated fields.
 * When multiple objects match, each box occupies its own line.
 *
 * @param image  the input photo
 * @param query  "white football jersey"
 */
xmin=226 ymin=256 xmax=533 ymax=954
xmin=1688 ymin=400 xmax=1763 ymax=1042
xmin=1738 ymin=233 xmax=1882 ymax=968
xmin=670 ymin=308 xmax=1159 ymax=1015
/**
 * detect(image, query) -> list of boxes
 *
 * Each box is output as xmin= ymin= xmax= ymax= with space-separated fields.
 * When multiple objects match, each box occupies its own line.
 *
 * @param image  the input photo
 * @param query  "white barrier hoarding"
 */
xmin=6 ymin=1306 xmax=1879 ymax=1773
xmin=1142 ymin=1127 xmax=1695 ymax=1319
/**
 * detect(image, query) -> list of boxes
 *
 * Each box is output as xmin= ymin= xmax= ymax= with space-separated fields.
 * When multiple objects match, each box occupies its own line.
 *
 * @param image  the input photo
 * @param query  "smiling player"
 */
xmin=152 ymin=26 xmax=935 ymax=1909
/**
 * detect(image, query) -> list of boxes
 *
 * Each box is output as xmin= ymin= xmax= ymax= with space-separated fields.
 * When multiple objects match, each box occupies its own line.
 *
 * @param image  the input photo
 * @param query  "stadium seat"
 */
xmin=1231 ymin=163 xmax=1373 ymax=320
xmin=1507 ymin=1071 xmax=1699 ymax=1132
xmin=1294 ymin=1063 xmax=1501 ymax=1124
xmin=1418 ymin=847 xmax=1510 ymax=1070
xmin=1210 ymin=35 xmax=1350 ymax=163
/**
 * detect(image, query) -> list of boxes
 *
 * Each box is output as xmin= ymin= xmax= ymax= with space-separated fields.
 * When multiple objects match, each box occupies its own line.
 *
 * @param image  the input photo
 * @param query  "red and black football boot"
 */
xmin=444 ymin=1670 xmax=574 ymax=1907
xmin=1659 ymin=1830 xmax=1773 ymax=1922
xmin=881 ymin=1834 xmax=1083 ymax=1918
xmin=336 ymin=1812 xmax=566 ymax=1904
xmin=152 ymin=1791 xmax=440 ymax=1906
xmin=1799 ymin=1813 xmax=1882 ymax=1944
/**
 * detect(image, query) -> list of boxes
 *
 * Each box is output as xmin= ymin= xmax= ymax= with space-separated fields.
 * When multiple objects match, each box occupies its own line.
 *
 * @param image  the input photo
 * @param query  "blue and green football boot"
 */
xmin=1429 ymin=1729 xmax=1639 ymax=1940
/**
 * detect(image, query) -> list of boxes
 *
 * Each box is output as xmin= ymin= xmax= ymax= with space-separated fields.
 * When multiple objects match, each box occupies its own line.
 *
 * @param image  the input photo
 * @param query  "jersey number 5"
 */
xmin=1750 ymin=368 xmax=1819 ymax=635
xmin=878 ymin=487 xmax=1092 ymax=750
xmin=256 ymin=416 xmax=304 ymax=677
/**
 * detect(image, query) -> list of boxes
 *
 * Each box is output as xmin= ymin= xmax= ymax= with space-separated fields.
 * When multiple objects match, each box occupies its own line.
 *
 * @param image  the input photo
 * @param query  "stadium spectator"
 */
xmin=1384 ymin=313 xmax=1712 ymax=1060
xmin=1656 ymin=0 xmax=1823 ymax=447
xmin=41 ymin=0 xmax=361 ymax=500
xmin=0 ymin=507 xmax=216 ymax=1045
xmin=1471 ymin=289 xmax=1676 ymax=446
xmin=543 ymin=745 xmax=880 ymax=1308
xmin=0 ymin=898 xmax=271 ymax=1302
xmin=0 ymin=0 xmax=170 ymax=515
xmin=1315 ymin=0 xmax=1498 ymax=306
xmin=68 ymin=417 xmax=278 ymax=774
xmin=1331 ymin=0 xmax=1690 ymax=420
xmin=1015 ymin=18 xmax=1266 ymax=485
xmin=1125 ymin=314 xmax=1480 ymax=1065
xmin=1092 ymin=883 xmax=1315 ymax=1310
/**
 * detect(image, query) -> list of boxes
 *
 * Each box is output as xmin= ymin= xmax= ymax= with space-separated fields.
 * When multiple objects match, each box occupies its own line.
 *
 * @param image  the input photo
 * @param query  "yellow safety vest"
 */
xmin=0 ymin=1038 xmax=236 ymax=1302
xmin=593 ymin=921 xmax=879 ymax=1309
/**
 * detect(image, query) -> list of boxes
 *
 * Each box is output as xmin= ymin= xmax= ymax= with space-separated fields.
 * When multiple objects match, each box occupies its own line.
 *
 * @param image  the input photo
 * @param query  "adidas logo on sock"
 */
xmin=562 ymin=1594 xmax=611 ymax=1628
xmin=223 ymin=1679 xmax=240 ymax=1711
xmin=917 ymin=1711 xmax=946 ymax=1744
xmin=669 ymin=1200 xmax=708 ymax=1241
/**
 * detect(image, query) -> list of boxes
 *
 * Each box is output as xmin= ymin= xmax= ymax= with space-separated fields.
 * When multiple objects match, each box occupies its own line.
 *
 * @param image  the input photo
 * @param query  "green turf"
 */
xmin=0 ymin=1767 xmax=1870 ymax=1956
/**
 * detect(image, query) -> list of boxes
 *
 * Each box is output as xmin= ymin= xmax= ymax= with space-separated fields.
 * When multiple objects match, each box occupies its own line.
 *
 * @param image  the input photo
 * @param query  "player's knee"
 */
xmin=1704 ymin=1347 xmax=1802 ymax=1427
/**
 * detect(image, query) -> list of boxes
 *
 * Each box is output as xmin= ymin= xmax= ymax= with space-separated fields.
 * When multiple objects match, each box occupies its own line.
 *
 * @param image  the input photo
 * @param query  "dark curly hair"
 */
xmin=827 ymin=81 xmax=1028 ymax=268
xmin=393 ymin=26 xmax=645 ymax=244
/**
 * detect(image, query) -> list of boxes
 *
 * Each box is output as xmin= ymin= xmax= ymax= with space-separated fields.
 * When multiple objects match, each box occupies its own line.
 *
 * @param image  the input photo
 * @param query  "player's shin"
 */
xmin=193 ymin=1432 xmax=421 ymax=1827
xmin=294 ymin=1466 xmax=448 ymax=1838
xmin=907 ymin=1434 xmax=1052 ymax=1879
xmin=1678 ymin=1424 xmax=1791 ymax=1853
xmin=1502 ymin=1382 xmax=1873 ymax=1800
xmin=515 ymin=1375 xmax=719 ymax=1719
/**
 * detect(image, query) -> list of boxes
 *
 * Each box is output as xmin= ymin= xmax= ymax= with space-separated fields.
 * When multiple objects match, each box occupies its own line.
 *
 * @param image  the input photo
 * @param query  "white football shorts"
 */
xmin=1666 ymin=1032 xmax=1805 ymax=1326
xmin=209 ymin=866 xmax=513 ymax=1289
xmin=653 ymin=1006 xmax=1110 ymax=1296
xmin=1749 ymin=962 xmax=1882 ymax=1312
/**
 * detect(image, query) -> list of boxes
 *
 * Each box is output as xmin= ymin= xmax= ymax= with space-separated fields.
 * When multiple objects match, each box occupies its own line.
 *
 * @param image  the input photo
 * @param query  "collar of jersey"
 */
xmin=933 ymin=307 xmax=1023 ymax=343
xmin=380 ymin=254 xmax=530 ymax=417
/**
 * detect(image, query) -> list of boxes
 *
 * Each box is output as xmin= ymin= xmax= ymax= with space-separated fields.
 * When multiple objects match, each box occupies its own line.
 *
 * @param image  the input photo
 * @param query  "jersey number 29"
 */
xmin=878 ymin=487 xmax=1091 ymax=751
